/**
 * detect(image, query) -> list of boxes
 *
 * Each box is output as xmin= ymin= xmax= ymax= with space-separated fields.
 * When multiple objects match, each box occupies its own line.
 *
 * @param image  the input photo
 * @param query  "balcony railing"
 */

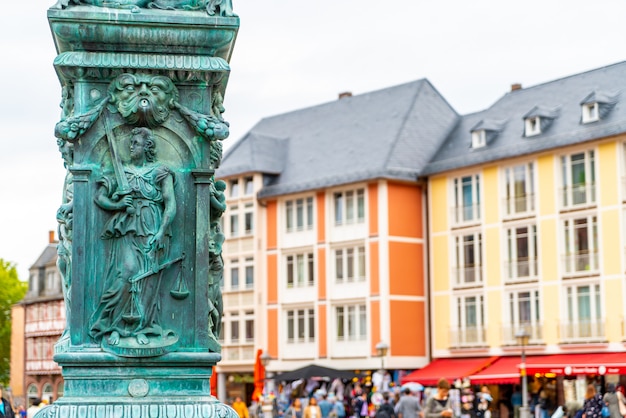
xmin=562 ymin=251 xmax=599 ymax=275
xmin=560 ymin=319 xmax=605 ymax=342
xmin=505 ymin=258 xmax=538 ymax=282
xmin=560 ymin=183 xmax=596 ymax=209
xmin=503 ymin=194 xmax=535 ymax=217
xmin=501 ymin=323 xmax=543 ymax=345
xmin=449 ymin=326 xmax=487 ymax=348
xmin=451 ymin=204 xmax=481 ymax=225
xmin=452 ymin=265 xmax=483 ymax=287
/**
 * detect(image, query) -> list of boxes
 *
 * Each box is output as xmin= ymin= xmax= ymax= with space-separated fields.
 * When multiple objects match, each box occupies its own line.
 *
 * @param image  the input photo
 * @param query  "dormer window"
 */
xmin=580 ymin=91 xmax=618 ymax=124
xmin=525 ymin=116 xmax=541 ymax=137
xmin=471 ymin=130 xmax=486 ymax=148
xmin=523 ymin=106 xmax=559 ymax=137
xmin=582 ymin=102 xmax=599 ymax=123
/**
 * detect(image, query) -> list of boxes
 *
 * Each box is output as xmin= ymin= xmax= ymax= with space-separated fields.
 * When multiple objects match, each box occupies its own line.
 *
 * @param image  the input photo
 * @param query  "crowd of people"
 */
xmin=230 ymin=378 xmax=626 ymax=418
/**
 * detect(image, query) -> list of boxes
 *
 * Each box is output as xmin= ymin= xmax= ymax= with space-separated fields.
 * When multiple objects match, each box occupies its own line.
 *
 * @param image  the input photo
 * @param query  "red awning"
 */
xmin=400 ymin=357 xmax=498 ymax=386
xmin=467 ymin=356 xmax=521 ymax=385
xmin=467 ymin=353 xmax=626 ymax=385
xmin=525 ymin=353 xmax=626 ymax=376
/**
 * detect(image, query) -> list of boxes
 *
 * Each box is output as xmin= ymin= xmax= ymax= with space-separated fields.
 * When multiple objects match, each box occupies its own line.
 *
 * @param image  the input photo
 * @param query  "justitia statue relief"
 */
xmin=89 ymin=127 xmax=179 ymax=350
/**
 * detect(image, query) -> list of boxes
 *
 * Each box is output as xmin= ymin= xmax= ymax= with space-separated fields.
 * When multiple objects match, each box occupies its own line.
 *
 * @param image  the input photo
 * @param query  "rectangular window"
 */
xmin=334 ymin=188 xmax=365 ymax=226
xmin=453 ymin=175 xmax=481 ymax=223
xmin=245 ymin=319 xmax=254 ymax=342
xmin=230 ymin=315 xmax=239 ymax=343
xmin=230 ymin=205 xmax=239 ymax=237
xmin=285 ymin=197 xmax=314 ymax=232
xmin=229 ymin=179 xmax=239 ymax=198
xmin=286 ymin=252 xmax=315 ymax=288
xmin=454 ymin=232 xmax=482 ymax=286
xmin=455 ymin=295 xmax=485 ymax=346
xmin=506 ymin=225 xmax=538 ymax=280
xmin=244 ymin=177 xmax=254 ymax=195
xmin=335 ymin=304 xmax=367 ymax=342
xmin=563 ymin=216 xmax=599 ymax=274
xmin=335 ymin=246 xmax=367 ymax=283
xmin=565 ymin=284 xmax=602 ymax=340
xmin=507 ymin=289 xmax=540 ymax=342
xmin=245 ymin=257 xmax=254 ymax=288
xmin=504 ymin=163 xmax=535 ymax=216
xmin=230 ymin=259 xmax=239 ymax=290
xmin=561 ymin=151 xmax=596 ymax=207
xmin=286 ymin=308 xmax=315 ymax=344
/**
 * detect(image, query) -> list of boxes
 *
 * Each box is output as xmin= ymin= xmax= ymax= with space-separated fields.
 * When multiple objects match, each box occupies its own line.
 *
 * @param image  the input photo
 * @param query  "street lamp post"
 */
xmin=260 ymin=352 xmax=273 ymax=418
xmin=515 ymin=329 xmax=531 ymax=418
xmin=375 ymin=341 xmax=389 ymax=372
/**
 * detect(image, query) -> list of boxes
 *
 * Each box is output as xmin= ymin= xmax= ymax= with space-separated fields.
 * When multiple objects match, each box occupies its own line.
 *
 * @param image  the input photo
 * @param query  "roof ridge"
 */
xmin=381 ymin=80 xmax=425 ymax=172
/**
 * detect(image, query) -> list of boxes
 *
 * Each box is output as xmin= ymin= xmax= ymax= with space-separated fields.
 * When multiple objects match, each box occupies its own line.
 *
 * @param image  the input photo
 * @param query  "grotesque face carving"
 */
xmin=109 ymin=73 xmax=179 ymax=128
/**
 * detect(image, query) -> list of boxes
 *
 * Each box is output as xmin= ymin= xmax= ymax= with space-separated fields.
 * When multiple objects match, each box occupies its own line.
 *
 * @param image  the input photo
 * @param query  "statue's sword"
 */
xmin=102 ymin=113 xmax=133 ymax=201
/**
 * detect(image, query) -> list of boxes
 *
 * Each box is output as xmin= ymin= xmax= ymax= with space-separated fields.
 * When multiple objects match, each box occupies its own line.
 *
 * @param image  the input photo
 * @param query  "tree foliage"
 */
xmin=0 ymin=259 xmax=27 ymax=385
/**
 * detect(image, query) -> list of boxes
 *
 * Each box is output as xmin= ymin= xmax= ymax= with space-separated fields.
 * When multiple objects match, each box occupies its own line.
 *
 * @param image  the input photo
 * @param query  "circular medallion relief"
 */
xmin=128 ymin=379 xmax=149 ymax=397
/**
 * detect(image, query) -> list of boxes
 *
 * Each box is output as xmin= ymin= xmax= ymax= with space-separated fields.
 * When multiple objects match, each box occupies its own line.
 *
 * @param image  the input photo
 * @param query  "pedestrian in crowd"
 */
xmin=285 ymin=399 xmax=304 ymax=418
xmin=582 ymin=385 xmax=604 ymax=418
xmin=424 ymin=379 xmax=453 ymax=418
xmin=603 ymin=384 xmax=621 ymax=418
xmin=375 ymin=393 xmax=397 ymax=418
xmin=26 ymin=398 xmax=42 ymax=418
xmin=319 ymin=395 xmax=333 ymax=418
xmin=330 ymin=395 xmax=346 ymax=418
xmin=233 ymin=396 xmax=250 ymax=418
xmin=353 ymin=392 xmax=368 ymax=418
xmin=0 ymin=386 xmax=14 ymax=418
xmin=16 ymin=405 xmax=26 ymax=418
xmin=395 ymin=389 xmax=420 ymax=418
xmin=305 ymin=397 xmax=323 ymax=418
xmin=511 ymin=386 xmax=522 ymax=418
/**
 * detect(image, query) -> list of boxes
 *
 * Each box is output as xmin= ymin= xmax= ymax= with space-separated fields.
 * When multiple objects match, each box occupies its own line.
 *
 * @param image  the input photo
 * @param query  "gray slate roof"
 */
xmin=29 ymin=244 xmax=57 ymax=271
xmin=422 ymin=61 xmax=626 ymax=175
xmin=217 ymin=80 xmax=459 ymax=198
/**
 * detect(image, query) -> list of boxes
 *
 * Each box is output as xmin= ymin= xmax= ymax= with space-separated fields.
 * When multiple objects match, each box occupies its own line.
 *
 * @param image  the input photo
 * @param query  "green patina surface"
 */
xmin=43 ymin=2 xmax=239 ymax=417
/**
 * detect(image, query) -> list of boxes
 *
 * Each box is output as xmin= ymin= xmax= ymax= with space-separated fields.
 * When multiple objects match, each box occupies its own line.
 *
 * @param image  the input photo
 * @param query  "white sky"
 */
xmin=2 ymin=0 xmax=626 ymax=280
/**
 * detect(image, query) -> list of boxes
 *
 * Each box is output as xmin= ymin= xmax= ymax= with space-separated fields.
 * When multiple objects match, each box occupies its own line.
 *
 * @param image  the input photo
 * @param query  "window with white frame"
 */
xmin=285 ymin=197 xmax=314 ymax=232
xmin=507 ymin=289 xmax=541 ymax=342
xmin=561 ymin=150 xmax=596 ymax=207
xmin=335 ymin=304 xmax=367 ymax=342
xmin=454 ymin=294 xmax=485 ymax=346
xmin=563 ymin=216 xmax=598 ymax=274
xmin=471 ymin=130 xmax=486 ymax=148
xmin=582 ymin=102 xmax=599 ymax=123
xmin=230 ymin=312 xmax=239 ymax=343
xmin=334 ymin=188 xmax=365 ymax=226
xmin=286 ymin=253 xmax=315 ymax=288
xmin=504 ymin=163 xmax=535 ymax=216
xmin=229 ymin=179 xmax=239 ymax=198
xmin=525 ymin=116 xmax=541 ymax=136
xmin=286 ymin=308 xmax=315 ymax=343
xmin=564 ymin=283 xmax=602 ymax=340
xmin=334 ymin=245 xmax=366 ymax=283
xmin=506 ymin=224 xmax=538 ymax=280
xmin=244 ymin=203 xmax=253 ymax=235
xmin=452 ymin=175 xmax=481 ymax=223
xmin=244 ymin=176 xmax=254 ymax=195
xmin=245 ymin=257 xmax=254 ymax=289
xmin=229 ymin=205 xmax=239 ymax=237
xmin=230 ymin=258 xmax=239 ymax=290
xmin=244 ymin=310 xmax=254 ymax=343
xmin=454 ymin=232 xmax=482 ymax=286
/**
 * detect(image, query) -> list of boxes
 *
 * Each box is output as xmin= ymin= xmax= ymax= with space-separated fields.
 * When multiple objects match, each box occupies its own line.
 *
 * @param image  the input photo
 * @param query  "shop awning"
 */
xmin=467 ymin=356 xmax=521 ymax=385
xmin=467 ymin=352 xmax=626 ymax=384
xmin=525 ymin=353 xmax=626 ymax=375
xmin=400 ymin=357 xmax=497 ymax=386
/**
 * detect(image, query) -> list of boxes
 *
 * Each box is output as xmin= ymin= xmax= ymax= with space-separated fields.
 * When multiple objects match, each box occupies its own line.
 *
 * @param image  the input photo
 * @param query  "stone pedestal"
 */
xmin=44 ymin=2 xmax=239 ymax=417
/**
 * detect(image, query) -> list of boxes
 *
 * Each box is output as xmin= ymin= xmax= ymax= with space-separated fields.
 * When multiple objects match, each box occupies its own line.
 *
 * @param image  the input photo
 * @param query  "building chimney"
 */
xmin=338 ymin=91 xmax=352 ymax=99
xmin=511 ymin=83 xmax=522 ymax=92
xmin=49 ymin=230 xmax=56 ymax=244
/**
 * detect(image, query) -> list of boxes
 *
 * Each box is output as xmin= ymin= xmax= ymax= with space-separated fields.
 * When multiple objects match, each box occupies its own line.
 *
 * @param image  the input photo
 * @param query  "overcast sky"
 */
xmin=2 ymin=0 xmax=626 ymax=280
